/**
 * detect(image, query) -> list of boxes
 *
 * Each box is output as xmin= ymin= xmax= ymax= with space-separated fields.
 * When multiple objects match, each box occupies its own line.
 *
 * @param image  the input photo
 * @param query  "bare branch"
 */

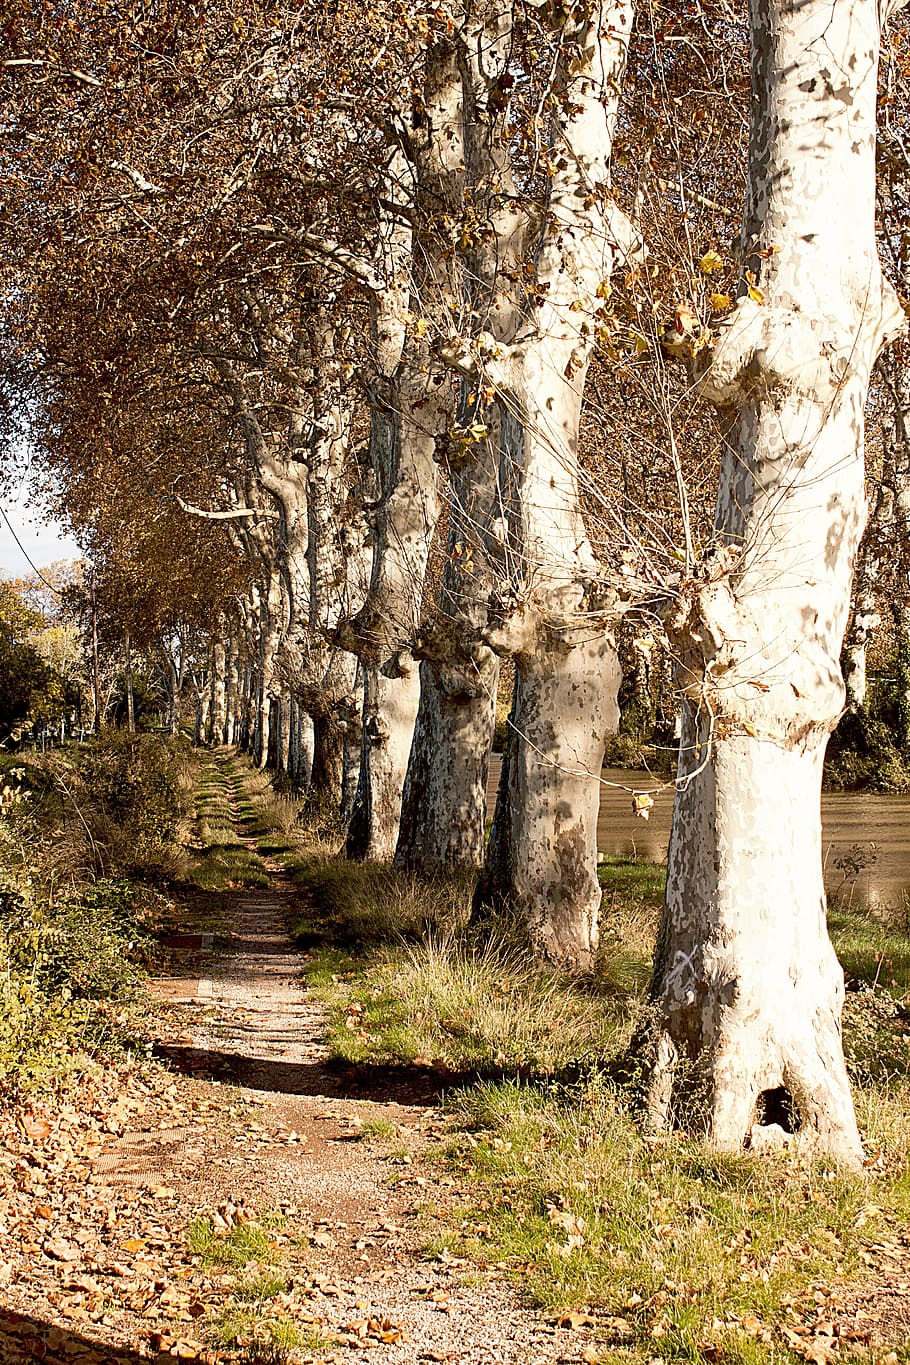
xmin=244 ymin=224 xmax=386 ymax=292
xmin=176 ymin=496 xmax=278 ymax=522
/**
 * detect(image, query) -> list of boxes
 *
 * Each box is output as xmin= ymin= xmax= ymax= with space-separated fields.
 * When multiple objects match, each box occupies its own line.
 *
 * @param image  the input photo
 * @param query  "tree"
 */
xmin=0 ymin=581 xmax=66 ymax=742
xmin=646 ymin=0 xmax=907 ymax=1163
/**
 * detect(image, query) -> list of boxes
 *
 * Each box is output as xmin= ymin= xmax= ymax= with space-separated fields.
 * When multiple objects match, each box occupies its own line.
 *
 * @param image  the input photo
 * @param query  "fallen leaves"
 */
xmin=343 ymin=1314 xmax=405 ymax=1345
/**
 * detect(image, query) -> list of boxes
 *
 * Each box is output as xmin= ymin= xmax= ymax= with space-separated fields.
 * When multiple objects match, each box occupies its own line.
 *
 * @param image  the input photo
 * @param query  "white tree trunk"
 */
xmin=347 ymin=662 xmax=422 ymax=859
xmin=396 ymin=8 xmax=517 ymax=873
xmin=460 ymin=1 xmax=639 ymax=968
xmin=844 ymin=480 xmax=888 ymax=709
xmin=343 ymin=60 xmax=463 ymax=858
xmin=647 ymin=0 xmax=905 ymax=1164
xmin=210 ymin=637 xmax=227 ymax=744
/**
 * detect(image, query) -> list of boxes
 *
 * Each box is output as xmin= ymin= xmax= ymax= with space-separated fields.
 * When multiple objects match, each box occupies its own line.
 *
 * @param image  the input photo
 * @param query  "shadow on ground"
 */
xmin=152 ymin=1040 xmax=443 ymax=1104
xmin=0 ymin=1308 xmax=184 ymax=1364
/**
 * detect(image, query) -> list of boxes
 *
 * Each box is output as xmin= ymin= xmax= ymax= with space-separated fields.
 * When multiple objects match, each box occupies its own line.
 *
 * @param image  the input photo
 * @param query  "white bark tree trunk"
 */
xmin=647 ymin=0 xmax=905 ymax=1165
xmin=396 ymin=7 xmax=518 ymax=873
xmin=460 ymin=1 xmax=640 ymax=968
xmin=844 ymin=480 xmax=889 ymax=709
xmin=342 ymin=61 xmax=463 ymax=859
xmin=210 ymin=637 xmax=227 ymax=744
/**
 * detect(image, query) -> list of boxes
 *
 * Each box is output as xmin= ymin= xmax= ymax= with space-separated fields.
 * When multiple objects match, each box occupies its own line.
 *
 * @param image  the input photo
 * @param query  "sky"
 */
xmin=0 ymin=479 xmax=81 ymax=578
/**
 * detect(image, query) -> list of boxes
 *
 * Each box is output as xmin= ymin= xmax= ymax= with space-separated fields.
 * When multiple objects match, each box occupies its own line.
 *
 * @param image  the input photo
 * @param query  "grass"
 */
xmin=187 ymin=1209 xmax=330 ymax=1362
xmin=225 ymin=755 xmax=910 ymax=1363
xmin=187 ymin=1213 xmax=281 ymax=1270
xmin=431 ymin=1075 xmax=910 ymax=1363
xmin=191 ymin=755 xmax=270 ymax=890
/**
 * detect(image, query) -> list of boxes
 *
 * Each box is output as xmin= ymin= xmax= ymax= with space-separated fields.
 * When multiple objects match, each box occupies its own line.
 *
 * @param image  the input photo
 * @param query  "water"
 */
xmin=487 ymin=759 xmax=910 ymax=912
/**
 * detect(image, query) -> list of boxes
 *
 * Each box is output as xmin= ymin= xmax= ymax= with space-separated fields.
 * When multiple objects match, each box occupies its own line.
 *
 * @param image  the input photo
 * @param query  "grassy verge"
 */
xmin=231 ymin=756 xmax=910 ymax=1363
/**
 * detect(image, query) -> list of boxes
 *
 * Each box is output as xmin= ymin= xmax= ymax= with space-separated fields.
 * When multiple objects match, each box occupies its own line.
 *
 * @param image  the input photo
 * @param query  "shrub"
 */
xmin=0 ymin=876 xmax=161 ymax=1092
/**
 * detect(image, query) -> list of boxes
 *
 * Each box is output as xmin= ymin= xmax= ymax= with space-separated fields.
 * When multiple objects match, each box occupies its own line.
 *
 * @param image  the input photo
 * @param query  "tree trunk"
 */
xmin=124 ymin=633 xmax=135 ymax=732
xmin=843 ymin=480 xmax=889 ymax=710
xmin=340 ymin=64 xmax=462 ymax=859
xmin=395 ymin=10 xmax=515 ymax=874
xmin=210 ymin=638 xmax=227 ymax=745
xmin=347 ymin=661 xmax=422 ymax=860
xmin=894 ymin=600 xmax=910 ymax=751
xmin=396 ymin=651 xmax=499 ymax=871
xmin=459 ymin=1 xmax=639 ymax=968
xmin=256 ymin=572 xmax=283 ymax=769
xmin=195 ymin=689 xmax=210 ymax=746
xmin=646 ymin=0 xmax=905 ymax=1164
xmin=277 ymin=690 xmax=291 ymax=777
xmin=90 ymin=574 xmax=101 ymax=734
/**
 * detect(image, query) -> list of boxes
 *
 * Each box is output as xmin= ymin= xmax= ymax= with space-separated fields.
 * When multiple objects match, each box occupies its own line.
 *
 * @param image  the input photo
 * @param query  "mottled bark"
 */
xmin=210 ymin=638 xmax=227 ymax=744
xmin=461 ymin=0 xmax=639 ymax=968
xmin=343 ymin=63 xmax=463 ymax=858
xmin=396 ymin=9 xmax=518 ymax=872
xmin=647 ymin=0 xmax=905 ymax=1164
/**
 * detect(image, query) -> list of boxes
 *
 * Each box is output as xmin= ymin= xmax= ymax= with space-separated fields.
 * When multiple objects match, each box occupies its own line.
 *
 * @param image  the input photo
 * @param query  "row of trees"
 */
xmin=3 ymin=0 xmax=910 ymax=1163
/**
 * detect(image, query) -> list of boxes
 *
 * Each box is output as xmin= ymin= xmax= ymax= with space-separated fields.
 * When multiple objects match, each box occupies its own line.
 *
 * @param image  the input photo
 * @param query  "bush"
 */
xmin=13 ymin=731 xmax=195 ymax=879
xmin=825 ymin=706 xmax=910 ymax=792
xmin=0 ymin=877 xmax=161 ymax=1092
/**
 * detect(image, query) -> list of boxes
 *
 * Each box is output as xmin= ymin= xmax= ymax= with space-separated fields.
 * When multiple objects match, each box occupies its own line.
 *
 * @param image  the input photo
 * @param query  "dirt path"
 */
xmin=0 ymin=773 xmax=596 ymax=1365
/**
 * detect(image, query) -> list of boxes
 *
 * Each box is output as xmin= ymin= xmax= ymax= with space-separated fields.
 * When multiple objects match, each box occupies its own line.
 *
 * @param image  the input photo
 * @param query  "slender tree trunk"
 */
xmin=894 ymin=600 xmax=910 ymax=751
xmin=341 ymin=64 xmax=463 ymax=859
xmin=195 ymin=690 xmax=210 ymax=746
xmin=646 ymin=0 xmax=905 ymax=1165
xmin=844 ymin=479 xmax=889 ymax=710
xmin=90 ymin=574 xmax=101 ymax=734
xmin=257 ymin=572 xmax=282 ymax=769
xmin=122 ymin=633 xmax=135 ymax=733
xmin=277 ymin=691 xmax=292 ymax=778
xmin=210 ymin=638 xmax=227 ymax=745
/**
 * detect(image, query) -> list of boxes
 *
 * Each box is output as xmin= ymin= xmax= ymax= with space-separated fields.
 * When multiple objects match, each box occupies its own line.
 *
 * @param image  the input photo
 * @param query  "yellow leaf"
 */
xmin=746 ymin=270 xmax=765 ymax=305
xmin=632 ymin=793 xmax=654 ymax=820
xmin=557 ymin=1311 xmax=596 ymax=1330
xmin=596 ymin=280 xmax=612 ymax=300
xmin=632 ymin=332 xmax=650 ymax=354
xmin=699 ymin=249 xmax=725 ymax=273
xmin=742 ymin=721 xmax=758 ymax=737
xmin=414 ymin=317 xmax=430 ymax=338
xmin=709 ymin=292 xmax=732 ymax=311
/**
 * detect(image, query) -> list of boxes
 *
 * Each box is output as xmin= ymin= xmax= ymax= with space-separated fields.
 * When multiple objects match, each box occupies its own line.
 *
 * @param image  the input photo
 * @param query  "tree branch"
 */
xmin=175 ymin=496 xmax=279 ymax=522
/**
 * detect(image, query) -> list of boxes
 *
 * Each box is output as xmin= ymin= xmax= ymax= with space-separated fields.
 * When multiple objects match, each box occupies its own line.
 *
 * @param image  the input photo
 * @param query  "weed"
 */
xmin=187 ymin=1215 xmax=279 ymax=1269
xmin=360 ymin=1116 xmax=398 ymax=1141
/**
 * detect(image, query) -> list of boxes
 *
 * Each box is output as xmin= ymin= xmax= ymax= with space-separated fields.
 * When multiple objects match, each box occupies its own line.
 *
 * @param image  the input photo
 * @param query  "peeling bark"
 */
xmin=467 ymin=0 xmax=640 ymax=969
xmin=647 ymin=0 xmax=905 ymax=1164
xmin=343 ymin=59 xmax=464 ymax=859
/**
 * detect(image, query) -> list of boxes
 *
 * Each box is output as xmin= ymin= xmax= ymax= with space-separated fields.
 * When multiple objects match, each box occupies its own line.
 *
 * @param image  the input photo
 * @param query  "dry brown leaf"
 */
xmin=557 ymin=1311 xmax=595 ymax=1330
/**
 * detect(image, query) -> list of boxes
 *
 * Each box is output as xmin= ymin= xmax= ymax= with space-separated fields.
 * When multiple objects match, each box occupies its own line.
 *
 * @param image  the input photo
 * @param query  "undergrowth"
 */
xmin=0 ymin=736 xmax=189 ymax=1094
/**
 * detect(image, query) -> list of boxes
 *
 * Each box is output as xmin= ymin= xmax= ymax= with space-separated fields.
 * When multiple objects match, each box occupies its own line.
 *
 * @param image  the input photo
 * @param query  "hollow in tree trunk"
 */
xmin=646 ymin=0 xmax=906 ymax=1165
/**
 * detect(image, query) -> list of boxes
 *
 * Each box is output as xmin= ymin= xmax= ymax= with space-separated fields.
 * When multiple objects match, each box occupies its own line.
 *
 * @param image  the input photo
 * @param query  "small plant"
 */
xmin=187 ymin=1214 xmax=279 ymax=1269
